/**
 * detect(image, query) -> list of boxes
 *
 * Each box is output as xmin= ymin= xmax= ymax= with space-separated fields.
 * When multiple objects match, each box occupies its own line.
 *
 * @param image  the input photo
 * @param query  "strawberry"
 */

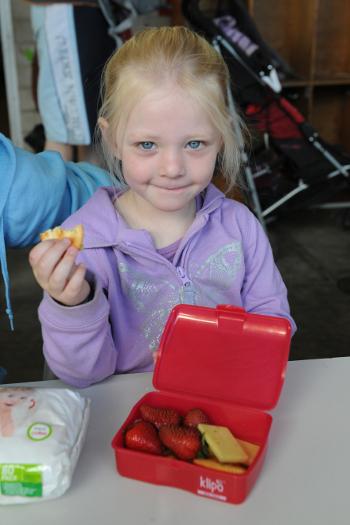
xmin=124 ymin=420 xmax=163 ymax=455
xmin=159 ymin=425 xmax=201 ymax=460
xmin=139 ymin=404 xmax=181 ymax=429
xmin=183 ymin=408 xmax=210 ymax=428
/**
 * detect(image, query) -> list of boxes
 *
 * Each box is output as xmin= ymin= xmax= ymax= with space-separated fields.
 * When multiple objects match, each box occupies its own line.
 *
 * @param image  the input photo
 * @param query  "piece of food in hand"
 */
xmin=159 ymin=425 xmax=201 ymax=461
xmin=139 ymin=404 xmax=181 ymax=430
xmin=237 ymin=439 xmax=260 ymax=465
xmin=40 ymin=224 xmax=84 ymax=250
xmin=197 ymin=424 xmax=249 ymax=464
xmin=124 ymin=420 xmax=163 ymax=455
xmin=183 ymin=408 xmax=210 ymax=428
xmin=193 ymin=457 xmax=247 ymax=474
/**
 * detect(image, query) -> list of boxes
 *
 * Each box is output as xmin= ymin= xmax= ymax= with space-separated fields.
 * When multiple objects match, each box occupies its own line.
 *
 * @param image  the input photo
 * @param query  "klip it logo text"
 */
xmin=199 ymin=475 xmax=225 ymax=494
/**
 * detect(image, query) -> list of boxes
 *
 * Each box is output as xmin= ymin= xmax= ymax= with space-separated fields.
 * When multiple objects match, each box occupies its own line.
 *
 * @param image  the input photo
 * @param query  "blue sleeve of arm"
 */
xmin=0 ymin=133 xmax=113 ymax=247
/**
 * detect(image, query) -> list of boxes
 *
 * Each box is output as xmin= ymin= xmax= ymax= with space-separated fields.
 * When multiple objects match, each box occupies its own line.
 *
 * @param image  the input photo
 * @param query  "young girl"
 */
xmin=29 ymin=26 xmax=296 ymax=388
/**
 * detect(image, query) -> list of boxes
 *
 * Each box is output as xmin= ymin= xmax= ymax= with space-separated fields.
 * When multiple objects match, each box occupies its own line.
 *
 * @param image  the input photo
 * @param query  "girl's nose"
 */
xmin=160 ymin=149 xmax=184 ymax=178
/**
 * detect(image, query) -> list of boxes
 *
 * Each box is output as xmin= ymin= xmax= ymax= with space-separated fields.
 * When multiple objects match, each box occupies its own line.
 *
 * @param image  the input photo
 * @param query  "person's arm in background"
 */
xmin=0 ymin=133 xmax=116 ymax=328
xmin=0 ymin=133 xmax=114 ymax=247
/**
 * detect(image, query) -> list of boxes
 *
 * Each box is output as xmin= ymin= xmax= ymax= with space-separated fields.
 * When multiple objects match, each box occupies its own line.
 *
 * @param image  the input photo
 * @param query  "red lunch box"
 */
xmin=111 ymin=304 xmax=291 ymax=504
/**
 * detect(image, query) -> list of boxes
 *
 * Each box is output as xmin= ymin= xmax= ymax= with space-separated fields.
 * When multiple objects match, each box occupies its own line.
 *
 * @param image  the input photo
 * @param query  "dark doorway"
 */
xmin=0 ymin=45 xmax=10 ymax=136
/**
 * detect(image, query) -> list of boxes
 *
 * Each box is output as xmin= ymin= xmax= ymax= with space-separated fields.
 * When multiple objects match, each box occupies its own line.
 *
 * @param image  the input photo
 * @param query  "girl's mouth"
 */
xmin=156 ymin=185 xmax=188 ymax=191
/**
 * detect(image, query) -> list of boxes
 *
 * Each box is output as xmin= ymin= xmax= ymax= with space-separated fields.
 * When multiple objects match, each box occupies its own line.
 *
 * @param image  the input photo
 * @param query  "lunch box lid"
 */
xmin=153 ymin=304 xmax=291 ymax=411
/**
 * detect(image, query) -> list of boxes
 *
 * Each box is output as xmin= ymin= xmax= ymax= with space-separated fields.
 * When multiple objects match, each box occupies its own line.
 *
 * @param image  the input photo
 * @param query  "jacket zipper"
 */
xmin=120 ymin=243 xmax=197 ymax=305
xmin=176 ymin=266 xmax=196 ymax=305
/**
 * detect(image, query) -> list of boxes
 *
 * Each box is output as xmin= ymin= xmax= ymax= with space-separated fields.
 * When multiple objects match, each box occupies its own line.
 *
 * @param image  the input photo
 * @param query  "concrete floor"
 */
xmin=1 ymin=207 xmax=350 ymax=384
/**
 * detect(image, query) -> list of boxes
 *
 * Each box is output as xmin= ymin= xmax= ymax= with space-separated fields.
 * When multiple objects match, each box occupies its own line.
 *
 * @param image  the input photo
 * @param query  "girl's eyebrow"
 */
xmin=128 ymin=131 xmax=216 ymax=141
xmin=128 ymin=133 xmax=160 ymax=141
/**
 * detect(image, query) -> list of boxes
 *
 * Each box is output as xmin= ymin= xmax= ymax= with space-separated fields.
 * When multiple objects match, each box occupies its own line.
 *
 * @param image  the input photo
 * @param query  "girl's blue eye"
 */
xmin=139 ymin=141 xmax=154 ymax=150
xmin=187 ymin=140 xmax=201 ymax=149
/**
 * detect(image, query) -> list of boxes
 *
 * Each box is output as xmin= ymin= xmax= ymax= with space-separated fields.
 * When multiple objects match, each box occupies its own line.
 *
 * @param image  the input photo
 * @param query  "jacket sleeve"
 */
xmin=0 ymin=133 xmax=112 ymax=247
xmin=241 ymin=210 xmax=297 ymax=335
xmin=38 ymin=269 xmax=117 ymax=388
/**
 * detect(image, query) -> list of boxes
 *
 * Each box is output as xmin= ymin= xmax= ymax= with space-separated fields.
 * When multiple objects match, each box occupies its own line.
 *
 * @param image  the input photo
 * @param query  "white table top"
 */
xmin=2 ymin=357 xmax=350 ymax=524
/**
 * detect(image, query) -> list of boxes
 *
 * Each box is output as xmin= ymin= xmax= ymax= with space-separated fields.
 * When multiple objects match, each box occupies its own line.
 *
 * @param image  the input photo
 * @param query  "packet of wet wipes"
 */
xmin=0 ymin=386 xmax=90 ymax=504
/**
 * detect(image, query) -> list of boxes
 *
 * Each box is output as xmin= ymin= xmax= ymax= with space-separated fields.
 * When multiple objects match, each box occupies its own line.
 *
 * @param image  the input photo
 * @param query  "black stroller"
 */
xmin=182 ymin=0 xmax=350 ymax=227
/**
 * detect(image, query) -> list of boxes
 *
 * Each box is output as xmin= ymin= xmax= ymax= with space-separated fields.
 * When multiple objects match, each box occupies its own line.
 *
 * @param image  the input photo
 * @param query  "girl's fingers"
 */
xmin=31 ymin=238 xmax=71 ymax=284
xmin=61 ymin=264 xmax=90 ymax=305
xmin=29 ymin=238 xmax=90 ymax=305
xmin=29 ymin=238 xmax=62 ymax=267
xmin=47 ymin=245 xmax=79 ymax=295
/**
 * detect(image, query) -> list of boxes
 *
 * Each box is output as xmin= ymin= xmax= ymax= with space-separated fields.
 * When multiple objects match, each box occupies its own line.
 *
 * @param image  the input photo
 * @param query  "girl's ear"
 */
xmin=98 ymin=117 xmax=121 ymax=159
xmin=98 ymin=117 xmax=109 ymax=136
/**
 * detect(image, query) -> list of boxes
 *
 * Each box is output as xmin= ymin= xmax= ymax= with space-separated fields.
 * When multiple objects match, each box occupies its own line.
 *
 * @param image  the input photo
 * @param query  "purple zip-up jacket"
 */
xmin=38 ymin=183 xmax=296 ymax=387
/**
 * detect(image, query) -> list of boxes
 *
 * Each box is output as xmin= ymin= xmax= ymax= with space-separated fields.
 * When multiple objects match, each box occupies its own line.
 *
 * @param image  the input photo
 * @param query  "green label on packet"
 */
xmin=0 ymin=464 xmax=42 ymax=497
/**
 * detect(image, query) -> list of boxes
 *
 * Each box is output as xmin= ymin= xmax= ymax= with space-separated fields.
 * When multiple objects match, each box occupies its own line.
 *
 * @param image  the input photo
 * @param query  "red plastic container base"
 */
xmin=112 ymin=304 xmax=291 ymax=504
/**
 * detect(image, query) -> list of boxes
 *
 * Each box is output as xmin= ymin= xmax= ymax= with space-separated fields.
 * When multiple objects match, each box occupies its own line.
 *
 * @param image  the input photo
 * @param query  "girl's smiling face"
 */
xmin=115 ymin=85 xmax=222 ymax=218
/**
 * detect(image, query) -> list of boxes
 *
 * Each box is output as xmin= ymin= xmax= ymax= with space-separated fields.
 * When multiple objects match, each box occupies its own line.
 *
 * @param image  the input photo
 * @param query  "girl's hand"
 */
xmin=29 ymin=238 xmax=91 ymax=306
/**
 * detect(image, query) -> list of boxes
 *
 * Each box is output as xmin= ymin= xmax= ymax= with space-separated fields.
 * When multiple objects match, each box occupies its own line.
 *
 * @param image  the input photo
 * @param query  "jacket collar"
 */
xmin=65 ymin=183 xmax=226 ymax=249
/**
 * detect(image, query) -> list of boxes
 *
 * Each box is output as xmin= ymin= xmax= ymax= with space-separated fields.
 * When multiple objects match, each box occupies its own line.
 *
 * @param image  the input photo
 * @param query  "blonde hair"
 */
xmin=98 ymin=25 xmax=245 ymax=192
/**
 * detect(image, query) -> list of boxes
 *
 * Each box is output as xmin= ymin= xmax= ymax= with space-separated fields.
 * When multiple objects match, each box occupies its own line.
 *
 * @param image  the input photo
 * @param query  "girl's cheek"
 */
xmin=125 ymin=160 xmax=154 ymax=180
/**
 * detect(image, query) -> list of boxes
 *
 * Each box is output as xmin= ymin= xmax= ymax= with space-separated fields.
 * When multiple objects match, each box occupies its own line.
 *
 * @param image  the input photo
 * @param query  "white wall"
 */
xmin=11 ymin=0 xmax=40 ymax=146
